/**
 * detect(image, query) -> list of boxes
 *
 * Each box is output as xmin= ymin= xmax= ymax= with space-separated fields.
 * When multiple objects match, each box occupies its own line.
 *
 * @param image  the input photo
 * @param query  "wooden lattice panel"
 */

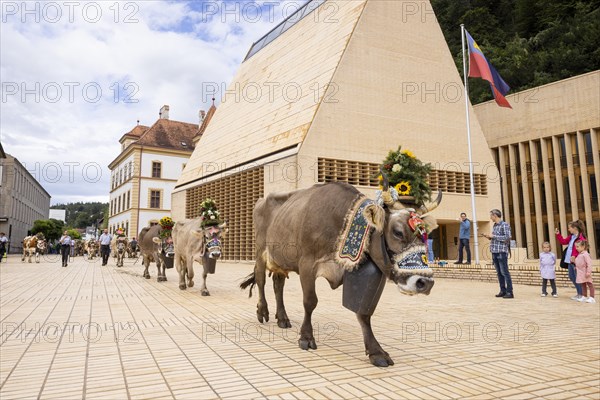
xmin=185 ymin=168 xmax=264 ymax=261
xmin=317 ymin=158 xmax=487 ymax=195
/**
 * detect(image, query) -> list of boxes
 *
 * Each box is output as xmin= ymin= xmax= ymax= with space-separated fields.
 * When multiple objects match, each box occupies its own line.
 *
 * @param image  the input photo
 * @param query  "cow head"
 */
xmin=116 ymin=238 xmax=127 ymax=254
xmin=367 ymin=176 xmax=441 ymax=296
xmin=36 ymin=239 xmax=47 ymax=254
xmin=152 ymin=236 xmax=174 ymax=258
xmin=191 ymin=223 xmax=228 ymax=259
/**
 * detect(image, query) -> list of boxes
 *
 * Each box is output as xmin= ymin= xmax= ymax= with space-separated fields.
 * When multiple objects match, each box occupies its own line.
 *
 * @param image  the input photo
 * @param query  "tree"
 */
xmin=66 ymin=229 xmax=82 ymax=240
xmin=31 ymin=219 xmax=64 ymax=242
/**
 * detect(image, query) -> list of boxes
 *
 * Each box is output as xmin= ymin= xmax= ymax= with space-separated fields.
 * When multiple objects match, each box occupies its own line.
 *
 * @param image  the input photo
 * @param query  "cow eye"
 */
xmin=393 ymin=229 xmax=404 ymax=238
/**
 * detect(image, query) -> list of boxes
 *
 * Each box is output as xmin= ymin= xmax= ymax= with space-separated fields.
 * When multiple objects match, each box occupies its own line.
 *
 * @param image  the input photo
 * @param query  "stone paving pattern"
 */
xmin=0 ymin=254 xmax=599 ymax=399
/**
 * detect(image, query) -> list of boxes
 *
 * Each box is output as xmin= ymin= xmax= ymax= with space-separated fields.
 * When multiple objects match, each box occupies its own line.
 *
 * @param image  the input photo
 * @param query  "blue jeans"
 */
xmin=568 ymin=263 xmax=583 ymax=296
xmin=492 ymin=252 xmax=513 ymax=294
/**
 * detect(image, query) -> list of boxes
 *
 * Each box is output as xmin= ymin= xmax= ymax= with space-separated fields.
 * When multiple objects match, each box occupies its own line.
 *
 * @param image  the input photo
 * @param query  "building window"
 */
xmin=118 ymin=196 xmax=122 ymax=213
xmin=150 ymin=190 xmax=161 ymax=209
xmin=152 ymin=162 xmax=162 ymax=178
xmin=127 ymin=191 xmax=131 ymax=209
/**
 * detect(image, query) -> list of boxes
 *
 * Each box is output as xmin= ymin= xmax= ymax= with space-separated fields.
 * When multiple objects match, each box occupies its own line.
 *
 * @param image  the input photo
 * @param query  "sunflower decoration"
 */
xmin=377 ymin=146 xmax=432 ymax=205
xmin=199 ymin=198 xmax=221 ymax=228
xmin=159 ymin=216 xmax=174 ymax=238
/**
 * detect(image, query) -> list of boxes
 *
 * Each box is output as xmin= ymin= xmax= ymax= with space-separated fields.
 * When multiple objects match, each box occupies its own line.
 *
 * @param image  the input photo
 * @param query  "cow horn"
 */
xmin=380 ymin=168 xmax=389 ymax=191
xmin=419 ymin=190 xmax=442 ymax=215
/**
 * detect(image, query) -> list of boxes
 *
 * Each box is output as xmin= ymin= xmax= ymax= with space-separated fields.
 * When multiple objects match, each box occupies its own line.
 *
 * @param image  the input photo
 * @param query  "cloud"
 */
xmin=1 ymin=0 xmax=297 ymax=205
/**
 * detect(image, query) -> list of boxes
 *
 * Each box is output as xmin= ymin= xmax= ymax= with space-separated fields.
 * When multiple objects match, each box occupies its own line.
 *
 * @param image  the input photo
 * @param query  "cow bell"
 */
xmin=342 ymin=256 xmax=386 ymax=316
xmin=203 ymin=253 xmax=217 ymax=274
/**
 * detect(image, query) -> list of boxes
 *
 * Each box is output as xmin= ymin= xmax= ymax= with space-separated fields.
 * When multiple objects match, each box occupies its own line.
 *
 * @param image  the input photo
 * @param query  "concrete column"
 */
xmin=551 ymin=136 xmax=568 ymax=233
xmin=577 ymin=131 xmax=597 ymax=258
xmin=529 ymin=140 xmax=545 ymax=258
xmin=498 ymin=146 xmax=511 ymax=224
xmin=590 ymin=128 xmax=600 ymax=213
xmin=563 ymin=133 xmax=579 ymax=219
xmin=519 ymin=142 xmax=534 ymax=257
xmin=507 ymin=144 xmax=523 ymax=246
xmin=540 ymin=137 xmax=557 ymax=253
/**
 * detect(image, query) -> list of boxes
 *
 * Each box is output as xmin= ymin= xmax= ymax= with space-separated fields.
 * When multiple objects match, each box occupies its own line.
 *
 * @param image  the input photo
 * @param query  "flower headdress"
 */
xmin=199 ymin=199 xmax=221 ymax=228
xmin=159 ymin=216 xmax=174 ymax=238
xmin=376 ymin=146 xmax=432 ymax=205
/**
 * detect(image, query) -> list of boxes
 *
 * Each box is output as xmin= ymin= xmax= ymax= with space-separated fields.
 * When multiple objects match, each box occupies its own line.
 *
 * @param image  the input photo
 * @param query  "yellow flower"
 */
xmin=401 ymin=149 xmax=416 ymax=159
xmin=395 ymin=181 xmax=411 ymax=195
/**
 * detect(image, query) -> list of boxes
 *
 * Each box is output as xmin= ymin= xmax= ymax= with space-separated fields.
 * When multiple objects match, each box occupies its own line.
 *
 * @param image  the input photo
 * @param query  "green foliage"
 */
xmin=432 ymin=0 xmax=600 ymax=104
xmin=66 ymin=229 xmax=82 ymax=240
xmin=380 ymin=147 xmax=432 ymax=205
xmin=51 ymin=202 xmax=108 ymax=229
xmin=31 ymin=219 xmax=64 ymax=241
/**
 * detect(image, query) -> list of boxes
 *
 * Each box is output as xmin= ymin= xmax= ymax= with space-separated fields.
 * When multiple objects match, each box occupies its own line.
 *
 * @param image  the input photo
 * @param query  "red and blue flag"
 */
xmin=465 ymin=30 xmax=512 ymax=108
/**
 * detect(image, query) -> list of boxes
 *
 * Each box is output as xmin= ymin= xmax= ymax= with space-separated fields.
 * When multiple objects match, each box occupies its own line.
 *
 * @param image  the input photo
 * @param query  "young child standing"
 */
xmin=574 ymin=240 xmax=595 ymax=303
xmin=539 ymin=242 xmax=557 ymax=297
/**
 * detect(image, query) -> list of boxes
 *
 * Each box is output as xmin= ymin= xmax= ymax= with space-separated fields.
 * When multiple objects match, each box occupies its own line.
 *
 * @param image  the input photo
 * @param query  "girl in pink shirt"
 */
xmin=574 ymin=240 xmax=595 ymax=304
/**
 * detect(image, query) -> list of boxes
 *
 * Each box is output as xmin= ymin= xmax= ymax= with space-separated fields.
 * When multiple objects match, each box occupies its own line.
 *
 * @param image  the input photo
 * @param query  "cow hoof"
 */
xmin=298 ymin=337 xmax=317 ymax=351
xmin=201 ymin=290 xmax=210 ymax=296
xmin=369 ymin=353 xmax=394 ymax=368
xmin=179 ymin=284 xmax=186 ymax=290
xmin=188 ymin=280 xmax=194 ymax=288
xmin=277 ymin=318 xmax=292 ymax=329
xmin=256 ymin=308 xmax=269 ymax=324
xmin=144 ymin=275 xmax=151 ymax=279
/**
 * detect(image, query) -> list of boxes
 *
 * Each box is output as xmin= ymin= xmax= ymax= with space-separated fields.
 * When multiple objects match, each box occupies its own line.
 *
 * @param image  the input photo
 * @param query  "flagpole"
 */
xmin=461 ymin=24 xmax=480 ymax=265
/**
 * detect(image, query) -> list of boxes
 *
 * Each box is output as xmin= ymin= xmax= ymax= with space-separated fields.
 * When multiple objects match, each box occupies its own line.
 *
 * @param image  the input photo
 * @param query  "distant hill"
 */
xmin=51 ymin=202 xmax=108 ymax=229
xmin=431 ymin=0 xmax=600 ymax=103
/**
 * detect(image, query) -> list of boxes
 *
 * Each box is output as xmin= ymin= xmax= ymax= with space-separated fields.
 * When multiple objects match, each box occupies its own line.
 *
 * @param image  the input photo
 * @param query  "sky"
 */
xmin=1 ymin=0 xmax=306 ymax=205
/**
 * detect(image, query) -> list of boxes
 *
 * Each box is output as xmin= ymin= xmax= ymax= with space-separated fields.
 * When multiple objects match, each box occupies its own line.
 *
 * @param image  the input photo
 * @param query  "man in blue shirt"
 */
xmin=59 ymin=231 xmax=72 ymax=267
xmin=455 ymin=212 xmax=471 ymax=264
xmin=99 ymin=229 xmax=112 ymax=266
xmin=482 ymin=209 xmax=514 ymax=299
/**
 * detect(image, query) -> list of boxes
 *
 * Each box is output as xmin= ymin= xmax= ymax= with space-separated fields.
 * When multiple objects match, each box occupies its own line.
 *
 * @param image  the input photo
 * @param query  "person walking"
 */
xmin=556 ymin=220 xmax=586 ymax=300
xmin=0 ymin=232 xmax=8 ymax=264
xmin=99 ymin=229 xmax=112 ymax=266
xmin=59 ymin=231 xmax=72 ymax=267
xmin=574 ymin=240 xmax=595 ymax=303
xmin=539 ymin=241 xmax=557 ymax=297
xmin=455 ymin=212 xmax=471 ymax=264
xmin=483 ymin=209 xmax=514 ymax=298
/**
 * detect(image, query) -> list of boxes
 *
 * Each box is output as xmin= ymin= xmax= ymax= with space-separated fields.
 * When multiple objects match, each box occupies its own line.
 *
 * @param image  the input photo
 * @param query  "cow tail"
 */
xmin=239 ymin=272 xmax=256 ymax=298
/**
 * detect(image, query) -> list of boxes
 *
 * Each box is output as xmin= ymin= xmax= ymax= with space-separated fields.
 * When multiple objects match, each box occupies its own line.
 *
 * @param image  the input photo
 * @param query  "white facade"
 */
xmin=49 ymin=209 xmax=66 ymax=222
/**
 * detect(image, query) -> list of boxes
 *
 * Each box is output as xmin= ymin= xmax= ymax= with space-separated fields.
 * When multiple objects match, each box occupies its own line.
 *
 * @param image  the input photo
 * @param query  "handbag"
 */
xmin=559 ymin=257 xmax=569 ymax=269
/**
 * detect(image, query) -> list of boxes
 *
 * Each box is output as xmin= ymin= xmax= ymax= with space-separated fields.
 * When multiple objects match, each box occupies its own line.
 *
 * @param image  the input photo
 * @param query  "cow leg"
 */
xmin=176 ymin=255 xmax=186 ymax=290
xmin=200 ymin=265 xmax=209 ymax=296
xmin=356 ymin=313 xmax=394 ymax=367
xmin=21 ymin=251 xmax=25 ymax=262
xmin=186 ymin=258 xmax=194 ymax=288
xmin=143 ymin=256 xmax=151 ymax=279
xmin=255 ymin=258 xmax=269 ymax=324
xmin=298 ymin=265 xmax=318 ymax=350
xmin=273 ymin=273 xmax=291 ymax=329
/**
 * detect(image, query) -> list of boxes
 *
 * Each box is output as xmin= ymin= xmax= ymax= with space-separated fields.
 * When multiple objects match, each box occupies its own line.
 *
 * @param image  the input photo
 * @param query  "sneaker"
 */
xmin=571 ymin=295 xmax=580 ymax=300
xmin=495 ymin=292 xmax=506 ymax=298
xmin=577 ymin=296 xmax=587 ymax=302
xmin=503 ymin=293 xmax=514 ymax=299
xmin=586 ymin=297 xmax=596 ymax=304
xmin=552 ymin=294 xmax=558 ymax=297
xmin=541 ymin=293 xmax=547 ymax=297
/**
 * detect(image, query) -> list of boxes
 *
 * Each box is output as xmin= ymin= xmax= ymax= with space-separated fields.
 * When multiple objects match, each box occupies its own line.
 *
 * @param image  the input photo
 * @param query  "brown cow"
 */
xmin=115 ymin=237 xmax=128 ymax=267
xmin=172 ymin=219 xmax=227 ymax=295
xmin=85 ymin=239 xmax=99 ymax=259
xmin=21 ymin=234 xmax=45 ymax=263
xmin=241 ymin=182 xmax=440 ymax=367
xmin=138 ymin=225 xmax=173 ymax=281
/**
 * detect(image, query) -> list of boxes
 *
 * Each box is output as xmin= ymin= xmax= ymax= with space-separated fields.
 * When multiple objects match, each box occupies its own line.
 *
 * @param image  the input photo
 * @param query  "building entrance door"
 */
xmin=430 ymin=224 xmax=448 ymax=261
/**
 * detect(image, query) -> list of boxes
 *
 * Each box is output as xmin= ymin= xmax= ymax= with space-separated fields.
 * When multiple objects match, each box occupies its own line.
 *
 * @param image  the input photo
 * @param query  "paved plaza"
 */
xmin=0 ymin=254 xmax=598 ymax=400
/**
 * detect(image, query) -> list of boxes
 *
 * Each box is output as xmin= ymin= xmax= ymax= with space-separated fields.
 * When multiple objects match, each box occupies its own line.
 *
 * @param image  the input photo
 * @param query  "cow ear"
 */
xmin=152 ymin=237 xmax=161 ymax=244
xmin=191 ymin=230 xmax=203 ymax=239
xmin=422 ymin=215 xmax=438 ymax=233
xmin=363 ymin=203 xmax=385 ymax=233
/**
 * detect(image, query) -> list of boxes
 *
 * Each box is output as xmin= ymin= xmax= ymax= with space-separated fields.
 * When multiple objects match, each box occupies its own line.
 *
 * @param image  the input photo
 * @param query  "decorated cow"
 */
xmin=22 ymin=233 xmax=46 ymax=263
xmin=138 ymin=218 xmax=174 ymax=281
xmin=173 ymin=199 xmax=227 ymax=295
xmin=241 ymin=147 xmax=440 ymax=367
xmin=114 ymin=229 xmax=128 ymax=267
xmin=85 ymin=239 xmax=99 ymax=260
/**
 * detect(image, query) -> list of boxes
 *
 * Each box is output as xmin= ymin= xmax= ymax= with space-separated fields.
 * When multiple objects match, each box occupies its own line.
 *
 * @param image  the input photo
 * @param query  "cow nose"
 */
xmin=210 ymin=251 xmax=221 ymax=259
xmin=416 ymin=277 xmax=435 ymax=295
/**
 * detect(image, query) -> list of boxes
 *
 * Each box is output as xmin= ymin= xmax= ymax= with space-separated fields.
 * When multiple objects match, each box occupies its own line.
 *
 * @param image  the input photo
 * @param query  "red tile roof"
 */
xmin=135 ymin=119 xmax=198 ymax=151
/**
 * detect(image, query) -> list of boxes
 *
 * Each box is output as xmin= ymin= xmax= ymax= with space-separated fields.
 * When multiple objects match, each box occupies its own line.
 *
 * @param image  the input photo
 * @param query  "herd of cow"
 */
xmin=18 ymin=181 xmax=442 ymax=367
xmin=20 ymin=234 xmax=139 ymax=263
